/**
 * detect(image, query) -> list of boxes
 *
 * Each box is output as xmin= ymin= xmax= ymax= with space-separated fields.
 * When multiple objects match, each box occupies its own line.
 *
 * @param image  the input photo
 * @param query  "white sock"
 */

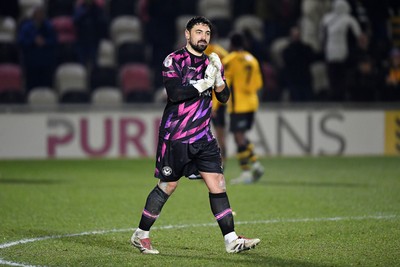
xmin=135 ymin=228 xmax=150 ymax=239
xmin=224 ymin=231 xmax=238 ymax=245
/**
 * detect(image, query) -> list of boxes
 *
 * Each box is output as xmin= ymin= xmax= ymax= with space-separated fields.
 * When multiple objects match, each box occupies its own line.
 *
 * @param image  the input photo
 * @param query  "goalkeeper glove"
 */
xmin=193 ymin=64 xmax=217 ymax=93
xmin=209 ymin=52 xmax=222 ymax=71
xmin=214 ymin=70 xmax=224 ymax=87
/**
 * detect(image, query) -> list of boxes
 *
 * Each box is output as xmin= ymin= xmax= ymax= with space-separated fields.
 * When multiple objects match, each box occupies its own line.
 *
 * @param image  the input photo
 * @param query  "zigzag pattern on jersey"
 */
xmin=166 ymin=99 xmax=211 ymax=142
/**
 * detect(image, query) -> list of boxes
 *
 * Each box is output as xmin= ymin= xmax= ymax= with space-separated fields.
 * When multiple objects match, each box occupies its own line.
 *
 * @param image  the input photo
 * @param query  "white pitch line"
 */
xmin=0 ymin=214 xmax=398 ymax=267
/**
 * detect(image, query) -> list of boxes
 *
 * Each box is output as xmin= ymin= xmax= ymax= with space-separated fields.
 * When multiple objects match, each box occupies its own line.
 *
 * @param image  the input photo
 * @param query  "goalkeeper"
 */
xmin=130 ymin=16 xmax=260 ymax=255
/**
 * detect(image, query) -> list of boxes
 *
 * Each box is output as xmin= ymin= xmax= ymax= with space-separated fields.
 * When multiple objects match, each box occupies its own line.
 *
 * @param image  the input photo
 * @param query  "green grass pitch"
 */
xmin=0 ymin=156 xmax=399 ymax=267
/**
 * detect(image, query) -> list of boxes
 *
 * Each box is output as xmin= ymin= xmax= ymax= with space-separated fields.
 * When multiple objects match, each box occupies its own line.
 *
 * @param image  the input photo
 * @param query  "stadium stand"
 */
xmin=91 ymin=86 xmax=123 ymax=106
xmin=0 ymin=17 xmax=17 ymax=43
xmin=18 ymin=0 xmax=45 ymax=20
xmin=0 ymin=63 xmax=24 ymax=103
xmin=117 ymin=42 xmax=148 ymax=66
xmin=197 ymin=0 xmax=231 ymax=20
xmin=27 ymin=86 xmax=58 ymax=105
xmin=210 ymin=17 xmax=232 ymax=39
xmin=0 ymin=0 xmax=397 ymax=105
xmin=119 ymin=63 xmax=152 ymax=102
xmin=90 ymin=66 xmax=117 ymax=91
xmin=51 ymin=16 xmax=76 ymax=43
xmin=97 ymin=39 xmax=116 ymax=67
xmin=108 ymin=0 xmax=137 ymax=19
xmin=234 ymin=15 xmax=264 ymax=41
xmin=110 ymin=15 xmax=142 ymax=46
xmin=0 ymin=43 xmax=20 ymax=64
xmin=55 ymin=63 xmax=89 ymax=103
xmin=47 ymin=0 xmax=75 ymax=18
xmin=174 ymin=15 xmax=195 ymax=49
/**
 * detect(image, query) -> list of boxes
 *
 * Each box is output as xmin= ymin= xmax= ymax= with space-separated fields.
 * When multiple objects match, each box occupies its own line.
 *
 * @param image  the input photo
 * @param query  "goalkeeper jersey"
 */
xmin=222 ymin=50 xmax=263 ymax=113
xmin=160 ymin=47 xmax=221 ymax=144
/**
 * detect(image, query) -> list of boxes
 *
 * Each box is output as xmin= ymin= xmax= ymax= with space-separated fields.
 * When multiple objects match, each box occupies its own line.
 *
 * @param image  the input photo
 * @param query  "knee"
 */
xmin=158 ymin=180 xmax=178 ymax=195
xmin=217 ymin=174 xmax=227 ymax=192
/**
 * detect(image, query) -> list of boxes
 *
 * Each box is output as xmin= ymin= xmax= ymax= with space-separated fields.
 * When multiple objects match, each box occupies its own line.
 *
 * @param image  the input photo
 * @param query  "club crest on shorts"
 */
xmin=162 ymin=166 xmax=172 ymax=176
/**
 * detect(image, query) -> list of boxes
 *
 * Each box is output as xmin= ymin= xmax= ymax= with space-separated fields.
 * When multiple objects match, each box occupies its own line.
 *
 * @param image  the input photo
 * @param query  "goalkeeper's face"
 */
xmin=186 ymin=23 xmax=211 ymax=53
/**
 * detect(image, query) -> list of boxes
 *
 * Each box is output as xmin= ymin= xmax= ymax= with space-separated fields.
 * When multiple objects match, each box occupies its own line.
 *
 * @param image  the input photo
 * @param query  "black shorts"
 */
xmin=211 ymin=105 xmax=226 ymax=127
xmin=229 ymin=112 xmax=254 ymax=132
xmin=154 ymin=137 xmax=223 ymax=181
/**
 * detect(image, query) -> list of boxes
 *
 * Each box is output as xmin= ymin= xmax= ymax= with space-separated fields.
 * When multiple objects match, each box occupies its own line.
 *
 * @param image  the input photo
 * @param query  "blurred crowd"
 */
xmin=0 ymin=0 xmax=400 ymax=105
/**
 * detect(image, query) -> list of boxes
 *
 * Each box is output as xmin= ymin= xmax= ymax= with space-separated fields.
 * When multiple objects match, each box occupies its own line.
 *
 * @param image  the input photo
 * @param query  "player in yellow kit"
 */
xmin=222 ymin=32 xmax=264 ymax=184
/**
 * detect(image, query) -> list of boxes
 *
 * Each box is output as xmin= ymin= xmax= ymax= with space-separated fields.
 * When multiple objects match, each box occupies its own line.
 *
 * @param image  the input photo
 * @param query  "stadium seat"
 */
xmin=55 ymin=63 xmax=89 ymax=103
xmin=108 ymin=0 xmax=136 ymax=19
xmin=18 ymin=0 xmax=44 ymax=20
xmin=47 ymin=0 xmax=75 ymax=18
xmin=197 ymin=0 xmax=232 ymax=20
xmin=234 ymin=15 xmax=264 ymax=41
xmin=110 ymin=16 xmax=143 ymax=46
xmin=51 ymin=16 xmax=76 ymax=44
xmin=119 ymin=63 xmax=153 ymax=102
xmin=0 ymin=63 xmax=24 ymax=104
xmin=0 ymin=17 xmax=17 ymax=43
xmin=0 ymin=63 xmax=22 ymax=92
xmin=116 ymin=42 xmax=147 ymax=66
xmin=90 ymin=66 xmax=117 ymax=91
xmin=0 ymin=43 xmax=20 ymax=64
xmin=97 ymin=39 xmax=116 ymax=67
xmin=27 ymin=87 xmax=58 ymax=105
xmin=91 ymin=86 xmax=123 ymax=106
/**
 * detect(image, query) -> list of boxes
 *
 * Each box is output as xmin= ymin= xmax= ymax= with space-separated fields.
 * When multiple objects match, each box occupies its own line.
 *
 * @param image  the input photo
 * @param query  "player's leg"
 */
xmin=197 ymin=140 xmax=260 ymax=253
xmin=131 ymin=180 xmax=178 ymax=254
xmin=230 ymin=113 xmax=264 ymax=184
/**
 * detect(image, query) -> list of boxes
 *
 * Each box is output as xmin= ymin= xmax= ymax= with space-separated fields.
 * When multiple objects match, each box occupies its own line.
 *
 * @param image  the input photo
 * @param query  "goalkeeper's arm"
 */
xmin=214 ymin=81 xmax=230 ymax=104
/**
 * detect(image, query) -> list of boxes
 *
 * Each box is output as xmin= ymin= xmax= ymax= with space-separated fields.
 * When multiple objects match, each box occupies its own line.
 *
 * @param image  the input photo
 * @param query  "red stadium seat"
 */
xmin=0 ymin=63 xmax=22 ymax=93
xmin=51 ymin=16 xmax=76 ymax=44
xmin=119 ymin=63 xmax=153 ymax=102
xmin=0 ymin=63 xmax=24 ymax=103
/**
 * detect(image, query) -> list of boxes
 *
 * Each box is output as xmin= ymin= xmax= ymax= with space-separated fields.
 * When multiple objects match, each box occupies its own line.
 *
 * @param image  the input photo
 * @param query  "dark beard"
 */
xmin=189 ymin=40 xmax=207 ymax=53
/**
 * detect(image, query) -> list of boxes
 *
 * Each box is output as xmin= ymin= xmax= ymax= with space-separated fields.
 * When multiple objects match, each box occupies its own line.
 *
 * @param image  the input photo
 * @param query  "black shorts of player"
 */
xmin=155 ymin=137 xmax=223 ymax=182
xmin=211 ymin=105 xmax=226 ymax=127
xmin=229 ymin=112 xmax=254 ymax=133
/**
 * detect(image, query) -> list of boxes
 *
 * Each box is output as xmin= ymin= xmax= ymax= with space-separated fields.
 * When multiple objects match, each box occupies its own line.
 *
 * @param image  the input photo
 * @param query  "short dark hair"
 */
xmin=186 ymin=16 xmax=213 ymax=32
xmin=230 ymin=32 xmax=245 ymax=48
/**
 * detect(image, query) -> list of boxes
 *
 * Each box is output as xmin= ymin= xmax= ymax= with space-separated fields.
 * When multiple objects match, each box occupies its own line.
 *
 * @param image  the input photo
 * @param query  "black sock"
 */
xmin=209 ymin=192 xmax=235 ymax=236
xmin=138 ymin=185 xmax=169 ymax=231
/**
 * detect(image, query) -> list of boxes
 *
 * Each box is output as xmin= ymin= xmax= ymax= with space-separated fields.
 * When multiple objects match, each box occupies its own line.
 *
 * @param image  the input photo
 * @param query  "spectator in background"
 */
xmin=18 ymin=5 xmax=57 ymax=91
xmin=223 ymin=33 xmax=264 ymax=185
xmin=282 ymin=25 xmax=317 ymax=102
xmin=320 ymin=0 xmax=362 ymax=101
xmin=382 ymin=48 xmax=400 ymax=101
xmin=347 ymin=55 xmax=382 ymax=101
xmin=73 ymin=0 xmax=108 ymax=69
